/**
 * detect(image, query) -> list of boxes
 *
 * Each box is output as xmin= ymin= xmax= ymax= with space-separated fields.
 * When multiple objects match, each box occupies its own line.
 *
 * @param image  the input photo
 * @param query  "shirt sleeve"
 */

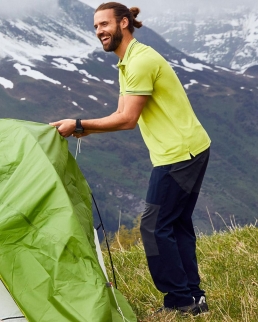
xmin=124 ymin=55 xmax=160 ymax=95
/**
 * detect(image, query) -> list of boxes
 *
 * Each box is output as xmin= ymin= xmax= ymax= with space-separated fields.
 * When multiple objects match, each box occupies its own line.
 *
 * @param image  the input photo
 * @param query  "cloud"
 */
xmin=0 ymin=0 xmax=59 ymax=18
xmin=1 ymin=0 xmax=256 ymax=19
xmin=79 ymin=0 xmax=257 ymax=18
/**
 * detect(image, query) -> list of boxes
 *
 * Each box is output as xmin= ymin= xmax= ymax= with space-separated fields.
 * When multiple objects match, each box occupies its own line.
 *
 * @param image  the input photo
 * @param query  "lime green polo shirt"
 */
xmin=117 ymin=39 xmax=211 ymax=166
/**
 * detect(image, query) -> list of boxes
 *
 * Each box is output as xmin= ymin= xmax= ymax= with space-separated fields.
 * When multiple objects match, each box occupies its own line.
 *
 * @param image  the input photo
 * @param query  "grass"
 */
xmin=103 ymin=224 xmax=258 ymax=321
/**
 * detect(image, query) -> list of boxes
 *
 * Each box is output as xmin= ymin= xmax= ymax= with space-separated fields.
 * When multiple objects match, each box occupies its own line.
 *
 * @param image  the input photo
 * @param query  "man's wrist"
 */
xmin=75 ymin=119 xmax=84 ymax=133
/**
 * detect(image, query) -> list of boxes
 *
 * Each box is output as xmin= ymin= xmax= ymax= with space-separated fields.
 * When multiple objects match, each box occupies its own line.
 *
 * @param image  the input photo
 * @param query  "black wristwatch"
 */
xmin=75 ymin=119 xmax=84 ymax=133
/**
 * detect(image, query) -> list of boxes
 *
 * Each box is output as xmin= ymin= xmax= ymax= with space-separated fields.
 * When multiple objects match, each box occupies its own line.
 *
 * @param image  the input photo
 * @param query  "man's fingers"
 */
xmin=49 ymin=119 xmax=76 ymax=138
xmin=49 ymin=121 xmax=62 ymax=127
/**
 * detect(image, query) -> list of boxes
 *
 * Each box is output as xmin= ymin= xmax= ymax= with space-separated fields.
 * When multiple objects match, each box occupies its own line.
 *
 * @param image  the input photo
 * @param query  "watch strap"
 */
xmin=75 ymin=119 xmax=84 ymax=133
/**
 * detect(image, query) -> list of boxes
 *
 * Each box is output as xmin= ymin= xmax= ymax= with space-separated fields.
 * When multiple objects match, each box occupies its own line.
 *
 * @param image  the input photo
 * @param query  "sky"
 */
xmin=79 ymin=0 xmax=257 ymax=17
xmin=0 ymin=0 xmax=256 ymax=19
xmin=0 ymin=0 xmax=59 ymax=18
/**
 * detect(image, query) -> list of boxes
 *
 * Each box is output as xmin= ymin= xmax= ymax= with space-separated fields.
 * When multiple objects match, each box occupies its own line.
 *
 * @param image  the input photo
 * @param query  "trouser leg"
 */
xmin=173 ymin=191 xmax=205 ymax=300
xmin=140 ymin=165 xmax=193 ymax=308
xmin=140 ymin=149 xmax=209 ymax=308
xmin=172 ymin=152 xmax=209 ymax=300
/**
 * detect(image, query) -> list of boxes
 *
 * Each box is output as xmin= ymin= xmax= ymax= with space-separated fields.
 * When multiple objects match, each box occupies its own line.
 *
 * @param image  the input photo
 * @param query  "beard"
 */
xmin=100 ymin=24 xmax=123 ymax=52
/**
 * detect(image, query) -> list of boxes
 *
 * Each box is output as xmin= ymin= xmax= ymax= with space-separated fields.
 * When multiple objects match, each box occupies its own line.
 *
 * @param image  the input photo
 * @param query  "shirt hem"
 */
xmin=152 ymin=142 xmax=211 ymax=167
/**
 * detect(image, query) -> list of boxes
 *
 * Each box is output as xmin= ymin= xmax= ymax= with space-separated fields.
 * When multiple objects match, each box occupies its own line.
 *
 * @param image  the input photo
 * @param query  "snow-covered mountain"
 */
xmin=0 ymin=0 xmax=99 ymax=73
xmin=144 ymin=6 xmax=258 ymax=72
xmin=0 ymin=0 xmax=242 ymax=101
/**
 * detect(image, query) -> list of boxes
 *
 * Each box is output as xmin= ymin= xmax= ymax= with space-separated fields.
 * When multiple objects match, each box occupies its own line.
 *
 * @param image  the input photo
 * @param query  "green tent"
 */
xmin=0 ymin=119 xmax=137 ymax=322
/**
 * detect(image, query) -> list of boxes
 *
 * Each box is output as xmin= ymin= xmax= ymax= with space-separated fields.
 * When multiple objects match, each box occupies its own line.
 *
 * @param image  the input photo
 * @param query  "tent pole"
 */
xmin=92 ymin=194 xmax=118 ymax=289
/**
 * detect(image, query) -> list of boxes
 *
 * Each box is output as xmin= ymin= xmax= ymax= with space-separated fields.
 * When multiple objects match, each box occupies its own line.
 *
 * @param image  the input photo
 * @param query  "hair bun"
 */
xmin=129 ymin=7 xmax=140 ymax=19
xmin=129 ymin=7 xmax=142 ymax=28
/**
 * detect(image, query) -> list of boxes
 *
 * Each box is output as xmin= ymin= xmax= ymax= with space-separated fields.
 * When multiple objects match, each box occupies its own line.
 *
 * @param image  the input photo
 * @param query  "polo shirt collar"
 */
xmin=117 ymin=38 xmax=138 ymax=68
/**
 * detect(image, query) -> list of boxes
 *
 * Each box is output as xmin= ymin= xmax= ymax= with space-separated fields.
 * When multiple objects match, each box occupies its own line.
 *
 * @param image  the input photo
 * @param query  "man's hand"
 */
xmin=49 ymin=119 xmax=76 ymax=137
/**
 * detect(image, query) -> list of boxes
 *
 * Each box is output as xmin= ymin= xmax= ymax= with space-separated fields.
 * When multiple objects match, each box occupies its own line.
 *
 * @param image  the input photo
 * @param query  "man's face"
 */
xmin=94 ymin=9 xmax=123 ymax=52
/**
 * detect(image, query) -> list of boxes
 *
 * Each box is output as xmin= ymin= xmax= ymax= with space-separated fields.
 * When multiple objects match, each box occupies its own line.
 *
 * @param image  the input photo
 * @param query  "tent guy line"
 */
xmin=74 ymin=137 xmax=118 ymax=289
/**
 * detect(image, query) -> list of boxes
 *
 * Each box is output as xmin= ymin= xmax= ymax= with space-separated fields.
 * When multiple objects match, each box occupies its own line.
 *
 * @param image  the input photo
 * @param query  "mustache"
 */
xmin=98 ymin=32 xmax=111 ymax=41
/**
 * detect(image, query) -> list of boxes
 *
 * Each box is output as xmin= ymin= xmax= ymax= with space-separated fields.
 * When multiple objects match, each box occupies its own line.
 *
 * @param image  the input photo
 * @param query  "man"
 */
xmin=50 ymin=2 xmax=211 ymax=316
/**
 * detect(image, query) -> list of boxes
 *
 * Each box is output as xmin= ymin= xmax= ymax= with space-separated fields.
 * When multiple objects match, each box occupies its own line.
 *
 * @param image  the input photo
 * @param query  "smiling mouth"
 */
xmin=101 ymin=36 xmax=110 ymax=45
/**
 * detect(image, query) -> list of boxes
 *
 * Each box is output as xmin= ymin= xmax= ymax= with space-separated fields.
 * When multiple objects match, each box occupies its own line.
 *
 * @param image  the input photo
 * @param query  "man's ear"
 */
xmin=120 ymin=17 xmax=129 ymax=30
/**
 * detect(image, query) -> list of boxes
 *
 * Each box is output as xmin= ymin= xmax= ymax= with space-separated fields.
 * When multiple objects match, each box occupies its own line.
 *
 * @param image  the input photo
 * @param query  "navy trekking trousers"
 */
xmin=140 ymin=148 xmax=209 ymax=308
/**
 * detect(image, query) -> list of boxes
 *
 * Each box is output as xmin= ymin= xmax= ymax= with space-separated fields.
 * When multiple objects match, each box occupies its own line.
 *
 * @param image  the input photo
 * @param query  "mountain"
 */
xmin=144 ymin=6 xmax=258 ymax=72
xmin=0 ymin=0 xmax=258 ymax=233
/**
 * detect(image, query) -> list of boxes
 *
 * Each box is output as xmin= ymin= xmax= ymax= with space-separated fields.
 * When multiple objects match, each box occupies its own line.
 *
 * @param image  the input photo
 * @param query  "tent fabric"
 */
xmin=0 ymin=119 xmax=137 ymax=322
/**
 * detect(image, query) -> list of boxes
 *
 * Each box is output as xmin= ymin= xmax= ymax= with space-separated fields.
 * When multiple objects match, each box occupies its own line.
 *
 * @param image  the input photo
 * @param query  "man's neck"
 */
xmin=114 ymin=34 xmax=134 ymax=60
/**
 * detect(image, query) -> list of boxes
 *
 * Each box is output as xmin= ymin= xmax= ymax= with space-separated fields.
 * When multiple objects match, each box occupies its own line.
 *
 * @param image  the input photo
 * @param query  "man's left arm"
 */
xmin=49 ymin=95 xmax=149 ymax=137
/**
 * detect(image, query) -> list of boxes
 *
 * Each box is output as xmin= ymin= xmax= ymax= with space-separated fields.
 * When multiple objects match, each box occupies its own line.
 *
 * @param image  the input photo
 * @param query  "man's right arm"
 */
xmin=72 ymin=96 xmax=125 ymax=137
xmin=50 ymin=94 xmax=148 ymax=137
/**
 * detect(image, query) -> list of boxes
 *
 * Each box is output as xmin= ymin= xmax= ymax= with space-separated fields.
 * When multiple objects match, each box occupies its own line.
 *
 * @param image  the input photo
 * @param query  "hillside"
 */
xmin=144 ymin=6 xmax=258 ymax=71
xmin=0 ymin=0 xmax=258 ymax=233
xmin=103 ymin=224 xmax=258 ymax=321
